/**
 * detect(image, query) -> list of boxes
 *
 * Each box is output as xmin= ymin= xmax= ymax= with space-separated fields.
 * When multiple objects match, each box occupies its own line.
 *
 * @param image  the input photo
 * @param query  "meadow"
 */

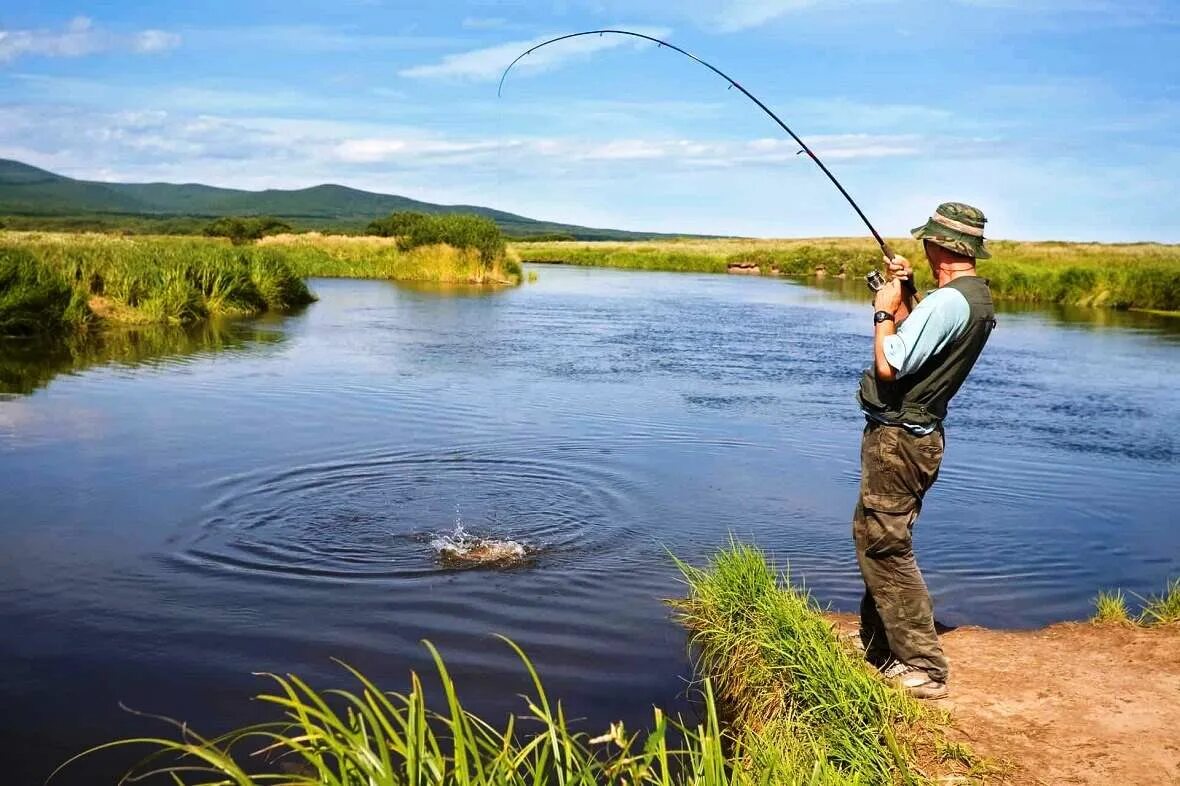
xmin=513 ymin=238 xmax=1180 ymax=313
xmin=0 ymin=231 xmax=521 ymax=335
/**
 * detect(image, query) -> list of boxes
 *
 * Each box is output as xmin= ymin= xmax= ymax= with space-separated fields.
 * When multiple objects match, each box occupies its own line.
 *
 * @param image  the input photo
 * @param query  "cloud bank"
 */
xmin=0 ymin=17 xmax=180 ymax=63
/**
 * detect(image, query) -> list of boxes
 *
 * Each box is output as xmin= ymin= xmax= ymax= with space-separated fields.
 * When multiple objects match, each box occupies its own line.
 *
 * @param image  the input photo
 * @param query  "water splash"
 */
xmin=430 ymin=522 xmax=532 ymax=569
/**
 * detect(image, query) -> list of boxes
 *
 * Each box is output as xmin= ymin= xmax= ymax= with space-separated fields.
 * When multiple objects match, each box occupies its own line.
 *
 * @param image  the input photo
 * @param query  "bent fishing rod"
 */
xmin=499 ymin=29 xmax=916 ymax=295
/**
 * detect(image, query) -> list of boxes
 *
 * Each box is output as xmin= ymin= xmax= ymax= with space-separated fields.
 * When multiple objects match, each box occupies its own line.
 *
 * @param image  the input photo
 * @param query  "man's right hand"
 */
xmin=886 ymin=254 xmax=913 ymax=282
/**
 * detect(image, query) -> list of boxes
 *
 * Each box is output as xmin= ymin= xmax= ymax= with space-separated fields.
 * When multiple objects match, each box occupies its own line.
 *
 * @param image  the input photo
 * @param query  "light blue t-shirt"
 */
xmin=864 ymin=286 xmax=971 ymax=434
xmin=882 ymin=287 xmax=972 ymax=377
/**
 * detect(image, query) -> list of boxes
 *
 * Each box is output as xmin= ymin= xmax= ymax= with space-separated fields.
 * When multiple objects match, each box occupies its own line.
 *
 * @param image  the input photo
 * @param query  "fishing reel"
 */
xmin=865 ymin=268 xmax=919 ymax=297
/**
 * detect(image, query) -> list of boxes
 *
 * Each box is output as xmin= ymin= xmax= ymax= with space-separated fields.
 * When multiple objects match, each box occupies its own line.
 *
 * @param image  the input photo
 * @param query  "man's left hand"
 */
xmin=874 ymin=278 xmax=903 ymax=314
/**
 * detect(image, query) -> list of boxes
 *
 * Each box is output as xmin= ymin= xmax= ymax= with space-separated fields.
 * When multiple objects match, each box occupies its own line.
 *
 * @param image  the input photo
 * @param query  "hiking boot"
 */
xmin=893 ymin=667 xmax=948 ymax=700
xmin=878 ymin=659 xmax=910 ymax=679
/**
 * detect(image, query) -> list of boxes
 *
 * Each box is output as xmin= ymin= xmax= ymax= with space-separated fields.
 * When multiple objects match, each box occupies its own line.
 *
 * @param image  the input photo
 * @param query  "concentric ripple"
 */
xmin=167 ymin=442 xmax=640 ymax=583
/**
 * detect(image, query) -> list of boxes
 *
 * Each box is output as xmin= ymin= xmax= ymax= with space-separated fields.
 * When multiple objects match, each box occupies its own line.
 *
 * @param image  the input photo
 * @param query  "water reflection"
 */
xmin=0 ymin=320 xmax=286 ymax=397
xmin=393 ymin=280 xmax=507 ymax=298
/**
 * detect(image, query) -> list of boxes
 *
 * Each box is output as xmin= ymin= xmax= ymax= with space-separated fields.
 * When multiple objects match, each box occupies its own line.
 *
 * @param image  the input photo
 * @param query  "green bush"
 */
xmin=366 ymin=211 xmax=431 ymax=238
xmin=368 ymin=212 xmax=506 ymax=267
xmin=203 ymin=216 xmax=292 ymax=245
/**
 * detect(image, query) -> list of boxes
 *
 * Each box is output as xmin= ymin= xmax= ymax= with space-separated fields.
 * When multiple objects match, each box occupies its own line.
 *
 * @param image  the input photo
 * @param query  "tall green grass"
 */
xmin=57 ymin=639 xmax=855 ymax=786
xmin=0 ymin=232 xmax=315 ymax=330
xmin=0 ymin=245 xmax=88 ymax=335
xmin=672 ymin=542 xmax=933 ymax=784
xmin=59 ymin=545 xmax=978 ymax=786
xmin=262 ymin=234 xmax=522 ymax=285
xmin=1090 ymin=590 xmax=1131 ymax=624
xmin=515 ymin=238 xmax=1180 ymax=313
xmin=0 ymin=230 xmax=522 ymax=334
xmin=1090 ymin=577 xmax=1180 ymax=626
xmin=1137 ymin=577 xmax=1180 ymax=626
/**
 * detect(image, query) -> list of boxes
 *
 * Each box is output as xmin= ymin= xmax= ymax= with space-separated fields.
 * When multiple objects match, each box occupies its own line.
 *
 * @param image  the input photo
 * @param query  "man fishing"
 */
xmin=853 ymin=202 xmax=996 ymax=700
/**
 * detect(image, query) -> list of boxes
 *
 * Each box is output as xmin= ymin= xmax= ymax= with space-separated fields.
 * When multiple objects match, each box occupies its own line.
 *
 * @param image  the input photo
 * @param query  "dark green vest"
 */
xmin=857 ymin=276 xmax=995 ymax=428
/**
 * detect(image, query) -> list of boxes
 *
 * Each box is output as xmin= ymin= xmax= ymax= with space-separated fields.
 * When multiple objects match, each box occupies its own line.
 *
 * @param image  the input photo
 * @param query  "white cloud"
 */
xmin=712 ymin=0 xmax=825 ymax=31
xmin=399 ymin=26 xmax=672 ymax=82
xmin=0 ymin=17 xmax=181 ymax=63
xmin=133 ymin=30 xmax=182 ymax=54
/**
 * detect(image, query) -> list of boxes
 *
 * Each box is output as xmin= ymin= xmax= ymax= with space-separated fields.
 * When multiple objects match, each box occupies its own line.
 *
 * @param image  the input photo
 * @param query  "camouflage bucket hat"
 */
xmin=911 ymin=202 xmax=990 ymax=260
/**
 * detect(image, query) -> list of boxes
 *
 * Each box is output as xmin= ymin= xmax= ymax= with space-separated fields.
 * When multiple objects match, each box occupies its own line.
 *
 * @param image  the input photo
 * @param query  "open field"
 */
xmin=514 ymin=238 xmax=1180 ymax=313
xmin=0 ymin=231 xmax=520 ymax=334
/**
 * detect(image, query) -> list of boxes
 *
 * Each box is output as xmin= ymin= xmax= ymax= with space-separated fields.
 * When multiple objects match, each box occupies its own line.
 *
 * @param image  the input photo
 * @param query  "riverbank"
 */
xmin=0 ymin=231 xmax=521 ymax=335
xmin=513 ymin=238 xmax=1180 ymax=314
xmin=66 ymin=542 xmax=1180 ymax=785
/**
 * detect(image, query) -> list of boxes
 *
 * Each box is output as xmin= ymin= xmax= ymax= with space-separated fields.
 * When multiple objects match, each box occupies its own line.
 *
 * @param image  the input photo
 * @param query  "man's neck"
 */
xmin=937 ymin=265 xmax=977 ymax=287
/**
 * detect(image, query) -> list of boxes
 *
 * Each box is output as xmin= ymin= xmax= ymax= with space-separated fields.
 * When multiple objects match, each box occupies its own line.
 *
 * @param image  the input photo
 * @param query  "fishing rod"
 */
xmin=498 ymin=29 xmax=908 ymax=278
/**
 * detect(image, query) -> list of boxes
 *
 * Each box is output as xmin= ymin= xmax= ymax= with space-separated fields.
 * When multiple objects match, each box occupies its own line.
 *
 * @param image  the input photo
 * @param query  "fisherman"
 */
xmin=853 ymin=202 xmax=996 ymax=700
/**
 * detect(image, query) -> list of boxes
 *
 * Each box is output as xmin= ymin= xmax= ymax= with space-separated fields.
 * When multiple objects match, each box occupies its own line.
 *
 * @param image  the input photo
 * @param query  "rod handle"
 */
xmin=880 ymin=241 xmax=920 ymax=299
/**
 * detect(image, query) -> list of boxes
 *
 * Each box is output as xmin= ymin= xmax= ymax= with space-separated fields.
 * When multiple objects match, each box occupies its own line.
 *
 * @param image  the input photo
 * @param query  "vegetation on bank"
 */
xmin=69 ymin=544 xmax=983 ymax=786
xmin=0 ymin=225 xmax=521 ymax=335
xmin=262 ymin=233 xmax=521 ymax=285
xmin=514 ymin=238 xmax=1180 ymax=313
xmin=0 ymin=234 xmax=314 ymax=333
xmin=672 ymin=542 xmax=970 ymax=783
xmin=1092 ymin=577 xmax=1180 ymax=625
xmin=367 ymin=212 xmax=508 ymax=266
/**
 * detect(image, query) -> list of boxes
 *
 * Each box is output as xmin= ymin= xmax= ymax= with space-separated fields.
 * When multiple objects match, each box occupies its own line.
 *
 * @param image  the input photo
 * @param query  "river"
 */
xmin=2 ymin=264 xmax=1178 ymax=784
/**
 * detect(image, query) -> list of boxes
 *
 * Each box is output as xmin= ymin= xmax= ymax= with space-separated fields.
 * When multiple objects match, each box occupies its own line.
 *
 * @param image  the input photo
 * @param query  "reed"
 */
xmin=514 ymin=238 xmax=1180 ymax=313
xmin=1089 ymin=577 xmax=1180 ymax=626
xmin=58 ymin=638 xmax=852 ymax=786
xmin=262 ymin=233 xmax=522 ymax=285
xmin=671 ymin=540 xmax=936 ymax=784
xmin=0 ymin=231 xmax=522 ymax=334
xmin=1137 ymin=577 xmax=1180 ymax=626
xmin=1090 ymin=590 xmax=1132 ymax=624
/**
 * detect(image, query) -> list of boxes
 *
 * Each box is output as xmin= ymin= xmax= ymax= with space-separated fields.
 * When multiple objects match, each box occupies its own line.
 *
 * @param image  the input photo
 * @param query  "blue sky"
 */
xmin=1 ymin=1 xmax=1178 ymax=240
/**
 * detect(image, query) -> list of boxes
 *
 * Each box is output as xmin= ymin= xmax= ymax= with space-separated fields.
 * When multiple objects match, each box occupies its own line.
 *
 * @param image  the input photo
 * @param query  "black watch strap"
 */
xmin=874 ymin=310 xmax=895 ymax=325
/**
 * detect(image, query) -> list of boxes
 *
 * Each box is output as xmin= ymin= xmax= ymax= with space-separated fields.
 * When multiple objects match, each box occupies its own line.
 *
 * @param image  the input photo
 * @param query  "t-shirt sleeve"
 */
xmin=882 ymin=287 xmax=971 ymax=377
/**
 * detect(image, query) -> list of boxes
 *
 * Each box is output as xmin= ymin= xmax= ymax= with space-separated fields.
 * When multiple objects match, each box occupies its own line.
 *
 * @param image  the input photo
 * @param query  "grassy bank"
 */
xmin=260 ymin=233 xmax=522 ymax=285
xmin=672 ymin=543 xmax=961 ymax=783
xmin=0 ymin=231 xmax=521 ymax=334
xmin=1092 ymin=577 xmax=1180 ymax=625
xmin=70 ymin=544 xmax=976 ymax=786
xmin=514 ymin=238 xmax=1180 ymax=313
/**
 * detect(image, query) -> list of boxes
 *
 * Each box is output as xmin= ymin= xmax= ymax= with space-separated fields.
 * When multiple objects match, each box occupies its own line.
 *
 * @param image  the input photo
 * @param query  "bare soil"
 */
xmin=832 ymin=614 xmax=1180 ymax=784
xmin=937 ymin=621 xmax=1180 ymax=785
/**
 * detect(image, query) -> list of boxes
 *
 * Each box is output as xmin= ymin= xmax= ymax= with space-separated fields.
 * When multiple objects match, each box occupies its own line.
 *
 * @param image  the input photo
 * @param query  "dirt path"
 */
xmin=830 ymin=616 xmax=1180 ymax=783
xmin=938 ymin=622 xmax=1180 ymax=785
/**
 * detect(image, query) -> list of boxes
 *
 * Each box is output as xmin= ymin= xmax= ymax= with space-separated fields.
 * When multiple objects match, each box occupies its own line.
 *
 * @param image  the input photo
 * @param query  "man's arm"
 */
xmin=873 ymin=279 xmax=903 ymax=382
xmin=875 ymin=287 xmax=972 ymax=382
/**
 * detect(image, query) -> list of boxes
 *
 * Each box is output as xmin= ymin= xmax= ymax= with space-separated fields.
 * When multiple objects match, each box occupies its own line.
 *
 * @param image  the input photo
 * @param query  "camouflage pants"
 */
xmin=852 ymin=421 xmax=949 ymax=683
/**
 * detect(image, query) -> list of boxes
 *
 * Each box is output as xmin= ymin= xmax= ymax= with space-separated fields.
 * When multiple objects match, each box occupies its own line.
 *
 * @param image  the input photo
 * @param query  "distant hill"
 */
xmin=0 ymin=159 xmax=689 ymax=240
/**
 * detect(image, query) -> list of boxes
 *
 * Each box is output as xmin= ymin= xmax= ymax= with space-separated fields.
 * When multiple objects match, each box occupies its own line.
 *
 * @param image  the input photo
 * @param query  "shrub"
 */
xmin=204 ymin=216 xmax=293 ymax=245
xmin=368 ymin=212 xmax=506 ymax=267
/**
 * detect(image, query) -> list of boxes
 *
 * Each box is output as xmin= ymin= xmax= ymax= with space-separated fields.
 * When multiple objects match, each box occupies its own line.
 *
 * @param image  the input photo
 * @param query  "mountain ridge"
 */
xmin=0 ymin=159 xmax=690 ymax=240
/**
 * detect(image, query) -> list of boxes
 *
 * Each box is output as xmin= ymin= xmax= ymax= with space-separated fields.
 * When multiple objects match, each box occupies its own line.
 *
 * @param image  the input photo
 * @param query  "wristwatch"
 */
xmin=873 ymin=310 xmax=894 ymax=325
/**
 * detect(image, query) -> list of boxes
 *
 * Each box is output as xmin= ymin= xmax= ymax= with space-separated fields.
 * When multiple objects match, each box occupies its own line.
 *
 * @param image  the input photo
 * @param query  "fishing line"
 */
xmin=498 ymin=29 xmax=904 ymax=266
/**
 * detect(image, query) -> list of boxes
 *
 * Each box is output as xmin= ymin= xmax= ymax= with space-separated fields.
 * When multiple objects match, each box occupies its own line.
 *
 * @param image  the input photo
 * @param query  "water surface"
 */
xmin=2 ymin=265 xmax=1178 ymax=784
